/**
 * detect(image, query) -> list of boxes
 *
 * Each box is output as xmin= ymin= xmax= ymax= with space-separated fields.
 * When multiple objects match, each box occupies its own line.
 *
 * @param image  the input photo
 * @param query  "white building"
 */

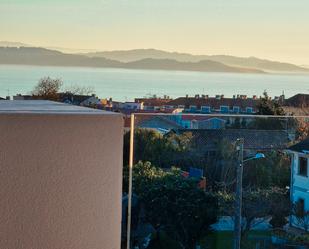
xmin=121 ymin=102 xmax=144 ymax=110
xmin=288 ymin=138 xmax=309 ymax=229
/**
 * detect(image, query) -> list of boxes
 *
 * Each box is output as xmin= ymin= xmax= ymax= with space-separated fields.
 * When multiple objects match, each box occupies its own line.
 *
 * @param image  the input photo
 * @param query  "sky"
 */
xmin=1 ymin=0 xmax=309 ymax=65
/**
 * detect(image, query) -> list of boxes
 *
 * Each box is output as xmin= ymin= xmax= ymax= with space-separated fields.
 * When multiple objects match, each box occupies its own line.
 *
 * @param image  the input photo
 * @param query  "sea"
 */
xmin=0 ymin=64 xmax=309 ymax=101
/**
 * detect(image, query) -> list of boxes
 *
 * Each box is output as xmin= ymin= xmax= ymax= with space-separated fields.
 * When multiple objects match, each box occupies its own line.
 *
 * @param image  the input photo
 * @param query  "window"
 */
xmin=233 ymin=106 xmax=240 ymax=113
xmin=201 ymin=106 xmax=211 ymax=113
xmin=246 ymin=107 xmax=253 ymax=113
xmin=190 ymin=105 xmax=197 ymax=112
xmin=299 ymin=198 xmax=305 ymax=215
xmin=299 ymin=157 xmax=308 ymax=177
xmin=220 ymin=106 xmax=229 ymax=113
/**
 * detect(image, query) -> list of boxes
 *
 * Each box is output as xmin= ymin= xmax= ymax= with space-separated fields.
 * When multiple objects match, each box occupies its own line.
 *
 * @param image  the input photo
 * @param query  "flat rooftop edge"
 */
xmin=0 ymin=100 xmax=120 ymax=115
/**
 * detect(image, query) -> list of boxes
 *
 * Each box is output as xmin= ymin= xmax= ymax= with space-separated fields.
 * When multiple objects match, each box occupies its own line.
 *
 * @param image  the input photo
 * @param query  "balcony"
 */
xmin=2 ymin=101 xmax=309 ymax=249
xmin=0 ymin=100 xmax=123 ymax=249
xmin=123 ymin=113 xmax=309 ymax=249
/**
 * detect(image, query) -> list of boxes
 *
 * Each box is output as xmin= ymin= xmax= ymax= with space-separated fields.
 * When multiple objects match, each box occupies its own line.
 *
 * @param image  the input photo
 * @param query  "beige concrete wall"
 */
xmin=0 ymin=114 xmax=123 ymax=249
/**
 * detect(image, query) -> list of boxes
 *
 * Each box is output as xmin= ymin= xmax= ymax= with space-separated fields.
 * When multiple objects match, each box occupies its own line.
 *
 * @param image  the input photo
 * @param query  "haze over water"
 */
xmin=0 ymin=65 xmax=309 ymax=101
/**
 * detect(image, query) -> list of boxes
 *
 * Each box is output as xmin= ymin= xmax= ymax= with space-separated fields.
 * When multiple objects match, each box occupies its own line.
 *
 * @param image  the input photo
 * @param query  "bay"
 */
xmin=0 ymin=64 xmax=308 ymax=101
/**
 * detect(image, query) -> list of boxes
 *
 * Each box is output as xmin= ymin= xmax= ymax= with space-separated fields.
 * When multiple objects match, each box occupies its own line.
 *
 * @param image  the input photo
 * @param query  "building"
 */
xmin=135 ymin=96 xmax=172 ymax=111
xmin=79 ymin=95 xmax=101 ymax=107
xmin=121 ymin=101 xmax=144 ymax=110
xmin=166 ymin=94 xmax=259 ymax=114
xmin=137 ymin=116 xmax=183 ymax=133
xmin=175 ymin=115 xmax=228 ymax=129
xmin=13 ymin=94 xmax=33 ymax=100
xmin=284 ymin=94 xmax=309 ymax=108
xmin=13 ymin=93 xmax=99 ymax=107
xmin=59 ymin=92 xmax=98 ymax=106
xmin=287 ymin=138 xmax=309 ymax=230
xmin=0 ymin=100 xmax=123 ymax=249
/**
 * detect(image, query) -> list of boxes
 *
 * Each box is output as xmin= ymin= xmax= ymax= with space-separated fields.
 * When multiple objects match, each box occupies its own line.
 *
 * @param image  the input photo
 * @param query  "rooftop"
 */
xmin=288 ymin=138 xmax=309 ymax=153
xmin=172 ymin=129 xmax=290 ymax=150
xmin=0 ymin=100 xmax=119 ymax=115
xmin=167 ymin=96 xmax=259 ymax=109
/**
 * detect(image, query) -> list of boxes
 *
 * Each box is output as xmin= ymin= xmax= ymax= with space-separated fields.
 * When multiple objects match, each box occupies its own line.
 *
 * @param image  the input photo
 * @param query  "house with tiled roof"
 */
xmin=137 ymin=116 xmax=183 ymax=133
xmin=284 ymin=94 xmax=309 ymax=108
xmin=135 ymin=97 xmax=172 ymax=110
xmin=166 ymin=94 xmax=259 ymax=114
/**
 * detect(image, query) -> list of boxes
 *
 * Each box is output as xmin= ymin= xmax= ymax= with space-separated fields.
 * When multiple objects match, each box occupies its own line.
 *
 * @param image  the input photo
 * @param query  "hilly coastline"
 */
xmin=0 ymin=47 xmax=264 ymax=74
xmin=84 ymin=49 xmax=309 ymax=73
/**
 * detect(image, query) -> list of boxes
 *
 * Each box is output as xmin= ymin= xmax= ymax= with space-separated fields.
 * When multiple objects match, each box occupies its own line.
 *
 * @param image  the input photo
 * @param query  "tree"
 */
xmin=257 ymin=91 xmax=285 ymax=116
xmin=241 ymin=188 xmax=289 ymax=233
xmin=250 ymin=91 xmax=286 ymax=130
xmin=218 ymin=188 xmax=289 ymax=245
xmin=32 ymin=77 xmax=62 ymax=101
xmin=64 ymin=84 xmax=95 ymax=95
xmin=126 ymin=161 xmax=218 ymax=249
xmin=243 ymin=151 xmax=290 ymax=189
xmin=207 ymin=139 xmax=237 ymax=190
xmin=123 ymin=129 xmax=194 ymax=169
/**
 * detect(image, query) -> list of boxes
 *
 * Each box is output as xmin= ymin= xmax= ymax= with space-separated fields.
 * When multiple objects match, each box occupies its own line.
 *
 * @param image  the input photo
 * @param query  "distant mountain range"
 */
xmin=0 ymin=42 xmax=308 ymax=74
xmin=0 ymin=41 xmax=32 ymax=47
xmin=0 ymin=41 xmax=96 ymax=54
xmin=83 ymin=49 xmax=309 ymax=73
xmin=0 ymin=47 xmax=264 ymax=73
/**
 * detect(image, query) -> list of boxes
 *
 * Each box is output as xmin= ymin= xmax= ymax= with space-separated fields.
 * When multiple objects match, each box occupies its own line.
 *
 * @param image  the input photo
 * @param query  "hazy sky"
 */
xmin=1 ymin=0 xmax=309 ymax=64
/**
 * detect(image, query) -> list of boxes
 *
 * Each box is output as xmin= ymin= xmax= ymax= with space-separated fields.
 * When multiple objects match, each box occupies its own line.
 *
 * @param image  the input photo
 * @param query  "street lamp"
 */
xmin=234 ymin=138 xmax=265 ymax=249
xmin=243 ymin=153 xmax=265 ymax=162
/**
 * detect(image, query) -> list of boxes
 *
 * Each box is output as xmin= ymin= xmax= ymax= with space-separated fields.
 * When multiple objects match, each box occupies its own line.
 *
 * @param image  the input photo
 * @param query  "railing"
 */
xmin=123 ymin=113 xmax=309 ymax=249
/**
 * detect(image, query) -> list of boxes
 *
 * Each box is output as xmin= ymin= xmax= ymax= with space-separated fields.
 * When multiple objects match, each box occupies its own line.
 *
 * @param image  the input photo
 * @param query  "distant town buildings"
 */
xmin=167 ymin=94 xmax=259 ymax=114
xmin=2 ymin=93 xmax=308 ymax=128
xmin=3 ymin=92 xmax=308 ymax=133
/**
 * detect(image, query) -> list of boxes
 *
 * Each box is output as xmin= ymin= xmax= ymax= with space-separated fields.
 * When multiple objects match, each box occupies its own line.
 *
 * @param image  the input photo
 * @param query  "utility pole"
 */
xmin=234 ymin=138 xmax=244 ymax=249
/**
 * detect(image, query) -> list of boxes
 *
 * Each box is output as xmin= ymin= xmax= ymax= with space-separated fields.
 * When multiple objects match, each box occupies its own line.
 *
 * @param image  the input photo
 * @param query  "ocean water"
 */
xmin=0 ymin=64 xmax=309 ymax=101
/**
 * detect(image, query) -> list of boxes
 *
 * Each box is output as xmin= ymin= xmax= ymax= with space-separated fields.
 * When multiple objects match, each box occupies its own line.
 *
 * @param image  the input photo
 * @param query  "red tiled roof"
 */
xmin=120 ymin=109 xmax=177 ymax=116
xmin=135 ymin=98 xmax=172 ymax=106
xmin=284 ymin=94 xmax=309 ymax=108
xmin=181 ymin=115 xmax=225 ymax=121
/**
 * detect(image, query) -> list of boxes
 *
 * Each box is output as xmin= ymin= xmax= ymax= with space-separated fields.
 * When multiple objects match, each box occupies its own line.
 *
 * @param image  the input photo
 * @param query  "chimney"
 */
xmin=186 ymin=94 xmax=189 ymax=98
